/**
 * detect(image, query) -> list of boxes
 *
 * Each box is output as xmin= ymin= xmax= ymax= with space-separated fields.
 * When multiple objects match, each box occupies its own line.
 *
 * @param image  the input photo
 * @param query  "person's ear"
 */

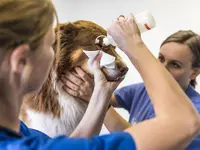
xmin=191 ymin=68 xmax=200 ymax=80
xmin=10 ymin=44 xmax=30 ymax=75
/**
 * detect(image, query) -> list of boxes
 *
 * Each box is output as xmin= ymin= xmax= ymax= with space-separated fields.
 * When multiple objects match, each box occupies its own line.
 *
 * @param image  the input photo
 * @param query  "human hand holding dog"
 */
xmin=61 ymin=52 xmax=122 ymax=102
xmin=92 ymin=52 xmax=122 ymax=94
xmin=69 ymin=52 xmax=122 ymax=137
xmin=61 ymin=67 xmax=94 ymax=102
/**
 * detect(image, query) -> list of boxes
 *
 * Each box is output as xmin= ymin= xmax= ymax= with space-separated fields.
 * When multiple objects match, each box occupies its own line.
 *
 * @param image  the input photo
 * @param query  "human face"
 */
xmin=158 ymin=42 xmax=196 ymax=90
xmin=23 ymin=27 xmax=55 ymax=93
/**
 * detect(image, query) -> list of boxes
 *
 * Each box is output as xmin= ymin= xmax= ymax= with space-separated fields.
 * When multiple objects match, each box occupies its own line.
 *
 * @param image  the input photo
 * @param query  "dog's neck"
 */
xmin=21 ymin=70 xmax=88 ymax=136
xmin=23 ymin=71 xmax=60 ymax=117
xmin=24 ymin=70 xmax=88 ymax=118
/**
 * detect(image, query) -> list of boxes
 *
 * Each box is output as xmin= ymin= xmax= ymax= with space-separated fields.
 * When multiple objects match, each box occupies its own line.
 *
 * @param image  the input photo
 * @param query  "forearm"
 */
xmin=104 ymin=107 xmax=131 ymax=132
xmin=70 ymin=86 xmax=111 ymax=138
xmin=110 ymin=94 xmax=121 ymax=108
xmin=126 ymin=118 xmax=188 ymax=150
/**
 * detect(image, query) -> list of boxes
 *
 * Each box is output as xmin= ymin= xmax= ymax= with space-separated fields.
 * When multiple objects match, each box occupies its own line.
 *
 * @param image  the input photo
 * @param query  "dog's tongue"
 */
xmin=83 ymin=50 xmax=116 ymax=69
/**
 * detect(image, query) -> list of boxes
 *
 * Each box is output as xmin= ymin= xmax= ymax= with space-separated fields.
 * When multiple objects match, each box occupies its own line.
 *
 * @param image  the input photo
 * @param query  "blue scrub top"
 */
xmin=0 ymin=121 xmax=136 ymax=150
xmin=115 ymin=83 xmax=200 ymax=150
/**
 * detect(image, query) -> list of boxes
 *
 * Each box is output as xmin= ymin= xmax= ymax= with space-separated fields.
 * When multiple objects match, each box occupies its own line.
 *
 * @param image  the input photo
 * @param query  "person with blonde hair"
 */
xmin=0 ymin=0 xmax=199 ymax=150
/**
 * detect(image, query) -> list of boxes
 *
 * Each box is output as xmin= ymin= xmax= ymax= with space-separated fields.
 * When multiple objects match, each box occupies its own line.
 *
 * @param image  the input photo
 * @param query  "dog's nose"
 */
xmin=119 ymin=66 xmax=129 ymax=76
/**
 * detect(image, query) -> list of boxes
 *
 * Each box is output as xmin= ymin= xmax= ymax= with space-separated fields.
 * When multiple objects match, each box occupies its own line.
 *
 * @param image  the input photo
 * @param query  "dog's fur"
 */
xmin=20 ymin=20 xmax=128 ymax=137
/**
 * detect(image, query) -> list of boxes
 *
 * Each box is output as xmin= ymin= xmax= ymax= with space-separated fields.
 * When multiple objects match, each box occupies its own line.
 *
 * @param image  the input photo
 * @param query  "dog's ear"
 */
xmin=55 ymin=22 xmax=78 ymax=34
xmin=60 ymin=23 xmax=78 ymax=38
xmin=54 ymin=23 xmax=78 ymax=49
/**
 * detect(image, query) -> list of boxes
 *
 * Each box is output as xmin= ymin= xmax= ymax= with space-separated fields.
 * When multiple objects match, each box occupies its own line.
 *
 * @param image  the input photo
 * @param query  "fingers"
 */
xmin=128 ymin=13 xmax=141 ymax=36
xmin=116 ymin=13 xmax=135 ymax=25
xmin=74 ymin=67 xmax=94 ymax=100
xmin=89 ymin=52 xmax=107 ymax=84
xmin=118 ymin=15 xmax=125 ymax=18
xmin=117 ymin=15 xmax=125 ymax=22
xmin=64 ymin=72 xmax=84 ymax=86
xmin=127 ymin=13 xmax=136 ymax=26
xmin=118 ymin=14 xmax=134 ymax=21
xmin=92 ymin=52 xmax=104 ymax=76
xmin=128 ymin=13 xmax=135 ymax=20
xmin=92 ymin=52 xmax=104 ymax=77
xmin=91 ymin=51 xmax=102 ymax=70
xmin=71 ymin=70 xmax=80 ymax=78
xmin=62 ymin=81 xmax=92 ymax=102
xmin=74 ymin=67 xmax=93 ymax=83
xmin=62 ymin=85 xmax=79 ymax=97
xmin=61 ymin=76 xmax=80 ymax=91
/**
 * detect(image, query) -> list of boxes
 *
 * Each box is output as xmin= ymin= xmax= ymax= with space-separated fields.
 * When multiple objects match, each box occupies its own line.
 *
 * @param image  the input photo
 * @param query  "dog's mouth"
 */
xmin=116 ymin=67 xmax=129 ymax=80
xmin=121 ymin=67 xmax=129 ymax=76
xmin=103 ymin=67 xmax=129 ymax=81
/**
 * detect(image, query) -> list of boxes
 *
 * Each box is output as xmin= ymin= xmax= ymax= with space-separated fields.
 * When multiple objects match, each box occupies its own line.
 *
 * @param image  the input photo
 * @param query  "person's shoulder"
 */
xmin=123 ymin=82 xmax=145 ymax=91
xmin=116 ymin=82 xmax=146 ymax=96
xmin=0 ymin=131 xmax=136 ymax=150
xmin=20 ymin=121 xmax=49 ymax=139
xmin=93 ymin=132 xmax=136 ymax=150
xmin=20 ymin=121 xmax=31 ymax=136
xmin=186 ymin=85 xmax=200 ymax=112
xmin=186 ymin=85 xmax=200 ymax=99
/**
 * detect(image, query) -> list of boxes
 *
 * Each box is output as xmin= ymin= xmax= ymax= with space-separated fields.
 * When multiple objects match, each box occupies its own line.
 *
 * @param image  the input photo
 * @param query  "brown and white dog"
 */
xmin=20 ymin=20 xmax=128 ymax=137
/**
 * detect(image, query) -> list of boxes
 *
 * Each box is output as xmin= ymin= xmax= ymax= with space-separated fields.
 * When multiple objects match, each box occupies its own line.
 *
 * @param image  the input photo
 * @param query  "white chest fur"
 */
xmin=26 ymin=88 xmax=109 ymax=137
xmin=26 ymin=88 xmax=88 ymax=137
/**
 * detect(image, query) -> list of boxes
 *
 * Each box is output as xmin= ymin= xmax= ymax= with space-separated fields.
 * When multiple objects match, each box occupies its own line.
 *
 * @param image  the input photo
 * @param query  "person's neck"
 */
xmin=0 ymin=94 xmax=23 ymax=133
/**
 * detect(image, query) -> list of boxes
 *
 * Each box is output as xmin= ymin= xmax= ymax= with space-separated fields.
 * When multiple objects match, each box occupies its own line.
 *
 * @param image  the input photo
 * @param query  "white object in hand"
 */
xmin=105 ymin=10 xmax=156 ymax=46
xmin=83 ymin=50 xmax=116 ymax=71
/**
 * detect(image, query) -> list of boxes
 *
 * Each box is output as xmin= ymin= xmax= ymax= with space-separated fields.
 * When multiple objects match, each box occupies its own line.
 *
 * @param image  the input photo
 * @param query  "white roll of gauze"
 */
xmin=103 ymin=10 xmax=156 ymax=46
xmin=83 ymin=50 xmax=116 ymax=71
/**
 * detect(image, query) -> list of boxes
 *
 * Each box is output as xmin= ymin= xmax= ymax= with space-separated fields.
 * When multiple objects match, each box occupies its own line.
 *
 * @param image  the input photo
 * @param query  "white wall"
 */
xmin=53 ymin=0 xmax=200 ymax=120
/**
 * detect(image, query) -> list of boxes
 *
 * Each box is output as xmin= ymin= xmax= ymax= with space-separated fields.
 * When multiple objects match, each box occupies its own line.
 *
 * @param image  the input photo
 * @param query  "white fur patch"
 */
xmin=26 ymin=80 xmax=109 ymax=137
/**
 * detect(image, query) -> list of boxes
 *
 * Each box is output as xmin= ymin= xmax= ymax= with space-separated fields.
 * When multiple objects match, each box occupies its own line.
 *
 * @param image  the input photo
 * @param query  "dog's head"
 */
xmin=54 ymin=20 xmax=128 ymax=81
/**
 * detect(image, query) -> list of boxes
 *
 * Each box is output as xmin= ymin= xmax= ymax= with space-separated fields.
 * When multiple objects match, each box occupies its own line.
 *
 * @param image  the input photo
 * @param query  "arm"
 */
xmin=69 ymin=85 xmax=112 ymax=138
xmin=61 ymin=55 xmax=122 ymax=138
xmin=108 ymin=14 xmax=200 ymax=150
xmin=104 ymin=107 xmax=131 ymax=132
xmin=61 ymin=69 xmax=133 ymax=133
xmin=110 ymin=94 xmax=121 ymax=107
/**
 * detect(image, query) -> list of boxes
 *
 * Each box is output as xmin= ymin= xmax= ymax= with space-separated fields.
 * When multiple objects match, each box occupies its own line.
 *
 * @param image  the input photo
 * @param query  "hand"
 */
xmin=92 ymin=52 xmax=122 ymax=94
xmin=107 ymin=14 xmax=143 ymax=54
xmin=61 ymin=67 xmax=94 ymax=102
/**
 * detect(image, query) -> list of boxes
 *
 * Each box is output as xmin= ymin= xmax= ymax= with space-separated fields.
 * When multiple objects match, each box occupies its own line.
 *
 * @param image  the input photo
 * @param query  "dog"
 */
xmin=20 ymin=20 xmax=128 ymax=137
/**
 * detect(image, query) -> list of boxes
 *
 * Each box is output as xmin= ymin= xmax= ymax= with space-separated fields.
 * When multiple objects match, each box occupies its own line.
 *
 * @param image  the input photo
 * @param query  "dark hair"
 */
xmin=161 ymin=30 xmax=200 ymax=88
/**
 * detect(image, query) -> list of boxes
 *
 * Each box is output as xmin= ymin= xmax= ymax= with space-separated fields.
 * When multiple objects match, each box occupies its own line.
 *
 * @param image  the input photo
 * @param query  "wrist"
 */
xmin=97 ymin=87 xmax=113 ymax=98
xmin=92 ymin=86 xmax=112 ymax=99
xmin=123 ymin=37 xmax=145 ymax=55
xmin=124 ymin=42 xmax=147 ymax=60
xmin=94 ymin=83 xmax=110 ymax=92
xmin=88 ymin=89 xmax=111 ymax=113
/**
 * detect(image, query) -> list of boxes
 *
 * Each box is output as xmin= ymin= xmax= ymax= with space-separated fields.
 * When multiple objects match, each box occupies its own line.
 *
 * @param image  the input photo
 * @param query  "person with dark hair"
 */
xmin=63 ymin=30 xmax=200 ymax=150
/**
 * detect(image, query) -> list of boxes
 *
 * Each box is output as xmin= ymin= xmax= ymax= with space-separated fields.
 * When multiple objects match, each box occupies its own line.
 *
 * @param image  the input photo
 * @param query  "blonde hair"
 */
xmin=0 ymin=0 xmax=58 ymax=51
